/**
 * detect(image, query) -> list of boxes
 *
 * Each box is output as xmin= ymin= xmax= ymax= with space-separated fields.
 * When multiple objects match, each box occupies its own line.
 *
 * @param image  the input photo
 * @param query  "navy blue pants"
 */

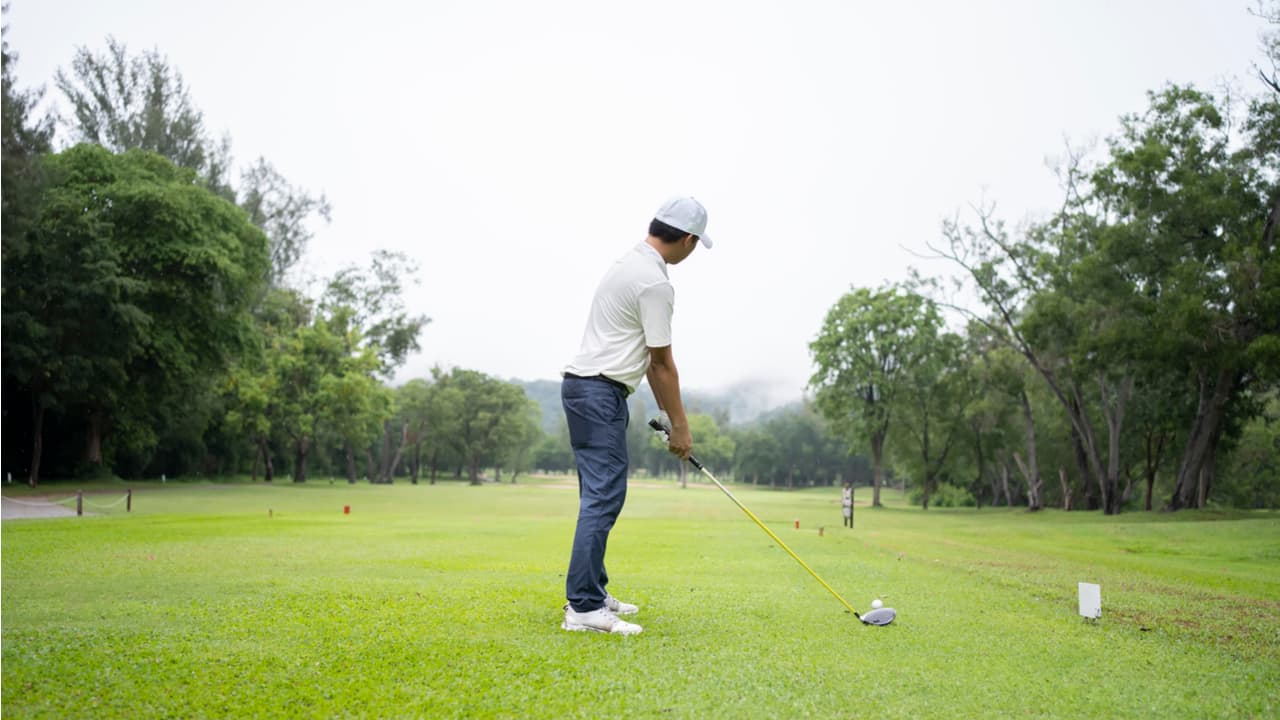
xmin=561 ymin=375 xmax=629 ymax=612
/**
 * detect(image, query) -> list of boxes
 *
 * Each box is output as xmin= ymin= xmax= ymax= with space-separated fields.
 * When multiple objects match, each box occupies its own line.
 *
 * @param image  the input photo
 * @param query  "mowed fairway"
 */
xmin=3 ymin=480 xmax=1278 ymax=719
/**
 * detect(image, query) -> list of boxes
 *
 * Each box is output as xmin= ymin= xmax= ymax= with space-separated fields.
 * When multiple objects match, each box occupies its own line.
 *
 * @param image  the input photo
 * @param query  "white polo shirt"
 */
xmin=563 ymin=242 xmax=674 ymax=393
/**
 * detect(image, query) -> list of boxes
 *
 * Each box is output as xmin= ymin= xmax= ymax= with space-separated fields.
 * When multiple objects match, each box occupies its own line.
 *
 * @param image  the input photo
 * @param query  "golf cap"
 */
xmin=654 ymin=196 xmax=713 ymax=249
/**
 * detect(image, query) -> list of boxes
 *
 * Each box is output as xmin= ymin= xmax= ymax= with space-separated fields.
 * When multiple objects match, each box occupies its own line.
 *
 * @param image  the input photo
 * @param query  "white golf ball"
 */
xmin=871 ymin=599 xmax=883 ymax=609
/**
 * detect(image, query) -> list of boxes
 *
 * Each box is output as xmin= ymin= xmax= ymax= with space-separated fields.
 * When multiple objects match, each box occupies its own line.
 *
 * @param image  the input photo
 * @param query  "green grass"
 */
xmin=3 ymin=479 xmax=1278 ymax=719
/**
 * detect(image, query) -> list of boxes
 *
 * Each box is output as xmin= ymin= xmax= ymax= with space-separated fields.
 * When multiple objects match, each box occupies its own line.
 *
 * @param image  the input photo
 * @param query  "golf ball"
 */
xmin=871 ymin=599 xmax=883 ymax=609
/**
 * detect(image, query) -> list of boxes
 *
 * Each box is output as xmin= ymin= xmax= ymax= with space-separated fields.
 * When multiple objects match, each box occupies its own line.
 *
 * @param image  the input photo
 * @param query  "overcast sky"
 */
xmin=6 ymin=1 xmax=1270 ymax=405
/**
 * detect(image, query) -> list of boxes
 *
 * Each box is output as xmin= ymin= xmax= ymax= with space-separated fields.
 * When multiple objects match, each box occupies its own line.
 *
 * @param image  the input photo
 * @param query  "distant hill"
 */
xmin=516 ymin=377 xmax=803 ymax=433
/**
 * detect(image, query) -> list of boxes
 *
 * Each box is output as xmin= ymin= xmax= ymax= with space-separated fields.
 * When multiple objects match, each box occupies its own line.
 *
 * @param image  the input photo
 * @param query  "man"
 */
xmin=559 ymin=196 xmax=712 ymax=635
xmin=842 ymin=481 xmax=854 ymax=528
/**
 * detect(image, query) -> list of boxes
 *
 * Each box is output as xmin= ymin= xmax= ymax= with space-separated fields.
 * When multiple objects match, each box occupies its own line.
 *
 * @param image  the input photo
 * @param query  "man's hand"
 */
xmin=667 ymin=422 xmax=693 ymax=461
xmin=650 ymin=413 xmax=692 ymax=461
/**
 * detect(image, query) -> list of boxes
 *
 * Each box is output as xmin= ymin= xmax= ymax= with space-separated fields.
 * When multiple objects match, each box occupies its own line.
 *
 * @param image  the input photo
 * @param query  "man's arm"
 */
xmin=647 ymin=345 xmax=692 ymax=460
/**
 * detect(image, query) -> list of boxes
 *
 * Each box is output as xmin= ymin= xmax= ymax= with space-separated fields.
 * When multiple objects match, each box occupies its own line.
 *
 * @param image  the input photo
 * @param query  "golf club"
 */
xmin=649 ymin=418 xmax=896 ymax=626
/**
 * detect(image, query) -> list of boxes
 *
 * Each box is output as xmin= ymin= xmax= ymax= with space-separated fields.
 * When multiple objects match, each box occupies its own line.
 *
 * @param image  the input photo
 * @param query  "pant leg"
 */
xmin=562 ymin=377 xmax=629 ymax=612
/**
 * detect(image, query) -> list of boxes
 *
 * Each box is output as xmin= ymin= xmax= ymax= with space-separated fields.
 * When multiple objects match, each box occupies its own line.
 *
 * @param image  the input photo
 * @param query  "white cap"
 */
xmin=654 ymin=196 xmax=713 ymax=249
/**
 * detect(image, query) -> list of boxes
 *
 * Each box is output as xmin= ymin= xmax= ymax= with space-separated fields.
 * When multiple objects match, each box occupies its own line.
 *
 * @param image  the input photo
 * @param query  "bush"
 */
xmin=909 ymin=482 xmax=976 ymax=508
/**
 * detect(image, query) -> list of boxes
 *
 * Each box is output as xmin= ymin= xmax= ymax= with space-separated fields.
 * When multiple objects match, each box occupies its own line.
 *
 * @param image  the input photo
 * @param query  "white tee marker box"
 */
xmin=1078 ymin=582 xmax=1102 ymax=619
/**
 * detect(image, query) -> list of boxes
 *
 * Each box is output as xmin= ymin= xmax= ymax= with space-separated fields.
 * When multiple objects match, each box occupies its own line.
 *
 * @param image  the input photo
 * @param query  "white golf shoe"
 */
xmin=561 ymin=604 xmax=643 ymax=635
xmin=604 ymin=594 xmax=639 ymax=616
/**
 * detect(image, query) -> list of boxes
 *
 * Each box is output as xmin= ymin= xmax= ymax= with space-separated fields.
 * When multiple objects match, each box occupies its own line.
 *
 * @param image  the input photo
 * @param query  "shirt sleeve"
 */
xmin=638 ymin=281 xmax=675 ymax=348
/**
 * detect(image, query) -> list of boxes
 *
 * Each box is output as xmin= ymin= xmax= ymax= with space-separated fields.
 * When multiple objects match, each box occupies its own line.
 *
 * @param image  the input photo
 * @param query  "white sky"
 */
xmin=6 ymin=0 xmax=1269 ymax=405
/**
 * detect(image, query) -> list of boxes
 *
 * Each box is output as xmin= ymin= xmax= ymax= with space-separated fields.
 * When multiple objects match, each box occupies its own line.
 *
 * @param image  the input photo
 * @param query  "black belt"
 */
xmin=565 ymin=372 xmax=631 ymax=396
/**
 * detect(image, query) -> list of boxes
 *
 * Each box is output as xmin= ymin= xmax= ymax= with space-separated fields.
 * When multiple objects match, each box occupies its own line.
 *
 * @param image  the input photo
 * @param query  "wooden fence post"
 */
xmin=76 ymin=490 xmax=83 ymax=517
xmin=127 ymin=488 xmax=132 ymax=512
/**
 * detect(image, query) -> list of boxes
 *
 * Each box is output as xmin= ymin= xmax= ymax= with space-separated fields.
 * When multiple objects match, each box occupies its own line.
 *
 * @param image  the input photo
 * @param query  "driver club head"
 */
xmin=859 ymin=607 xmax=897 ymax=626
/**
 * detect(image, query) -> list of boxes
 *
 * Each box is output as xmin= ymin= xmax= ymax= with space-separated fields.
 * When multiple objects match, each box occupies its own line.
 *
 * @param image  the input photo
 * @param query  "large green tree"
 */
xmin=424 ymin=368 xmax=536 ymax=485
xmin=2 ymin=145 xmax=268 ymax=483
xmin=1087 ymin=85 xmax=1279 ymax=509
xmin=55 ymin=38 xmax=329 ymax=284
xmin=890 ymin=330 xmax=968 ymax=510
xmin=810 ymin=285 xmax=941 ymax=506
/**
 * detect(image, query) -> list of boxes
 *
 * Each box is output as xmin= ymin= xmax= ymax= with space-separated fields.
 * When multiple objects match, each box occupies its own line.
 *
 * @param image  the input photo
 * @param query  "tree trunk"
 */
xmin=1142 ymin=426 xmax=1167 ymax=512
xmin=1013 ymin=451 xmax=1041 ymax=510
xmin=366 ymin=447 xmax=377 ymax=484
xmin=345 ymin=441 xmax=357 ymax=484
xmin=1170 ymin=368 xmax=1235 ymax=510
xmin=1197 ymin=438 xmax=1217 ymax=507
xmin=1017 ymin=391 xmax=1042 ymax=510
xmin=84 ymin=411 xmax=105 ymax=466
xmin=378 ymin=421 xmax=394 ymax=481
xmin=293 ymin=439 xmax=309 ymax=482
xmin=252 ymin=442 xmax=261 ymax=483
xmin=680 ymin=462 xmax=688 ymax=489
xmin=28 ymin=395 xmax=45 ymax=488
xmin=382 ymin=422 xmax=409 ymax=483
xmin=468 ymin=455 xmax=481 ymax=485
xmin=1070 ymin=419 xmax=1098 ymax=510
xmin=411 ymin=443 xmax=421 ymax=484
xmin=870 ymin=428 xmax=886 ymax=507
xmin=1059 ymin=467 xmax=1071 ymax=511
xmin=261 ymin=440 xmax=274 ymax=483
xmin=999 ymin=456 xmax=1013 ymax=506
xmin=1097 ymin=374 xmax=1133 ymax=515
xmin=972 ymin=423 xmax=986 ymax=509
xmin=510 ymin=444 xmax=530 ymax=483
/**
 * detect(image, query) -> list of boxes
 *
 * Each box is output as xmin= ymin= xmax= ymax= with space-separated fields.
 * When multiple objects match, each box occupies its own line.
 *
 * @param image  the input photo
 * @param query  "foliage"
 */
xmin=810 ymin=284 xmax=940 ymax=505
xmin=238 ymin=157 xmax=332 ymax=287
xmin=1214 ymin=392 xmax=1280 ymax=508
xmin=928 ymin=80 xmax=1279 ymax=513
xmin=907 ymin=481 xmax=975 ymax=507
xmin=2 ymin=144 xmax=268 ymax=483
xmin=420 ymin=367 xmax=541 ymax=484
xmin=731 ymin=406 xmax=849 ymax=488
xmin=319 ymin=250 xmax=429 ymax=375
xmin=54 ymin=37 xmax=232 ymax=194
xmin=54 ymin=37 xmax=330 ymax=284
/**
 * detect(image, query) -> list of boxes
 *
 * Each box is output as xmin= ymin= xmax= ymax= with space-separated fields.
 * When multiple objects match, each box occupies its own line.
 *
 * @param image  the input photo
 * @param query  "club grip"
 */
xmin=648 ymin=419 xmax=704 ymax=470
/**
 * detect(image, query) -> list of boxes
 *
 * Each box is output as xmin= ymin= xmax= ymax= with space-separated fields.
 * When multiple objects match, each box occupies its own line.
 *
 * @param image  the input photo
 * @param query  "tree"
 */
xmin=423 ymin=368 xmax=535 ymax=484
xmin=239 ymin=157 xmax=331 ymax=286
xmin=890 ymin=330 xmax=968 ymax=509
xmin=271 ymin=318 xmax=345 ymax=483
xmin=1214 ymin=392 xmax=1280 ymax=508
xmin=2 ymin=145 xmax=268 ymax=484
xmin=55 ymin=38 xmax=330 ymax=283
xmin=498 ymin=397 xmax=544 ymax=483
xmin=320 ymin=250 xmax=429 ymax=375
xmin=54 ymin=37 xmax=231 ymax=194
xmin=2 ymin=14 xmax=56 ymax=484
xmin=419 ymin=370 xmax=465 ymax=483
xmin=1253 ymin=0 xmax=1280 ymax=95
xmin=318 ymin=347 xmax=391 ymax=483
xmin=1088 ymin=85 xmax=1279 ymax=509
xmin=810 ymin=285 xmax=940 ymax=506
xmin=2 ymin=10 xmax=54 ymax=223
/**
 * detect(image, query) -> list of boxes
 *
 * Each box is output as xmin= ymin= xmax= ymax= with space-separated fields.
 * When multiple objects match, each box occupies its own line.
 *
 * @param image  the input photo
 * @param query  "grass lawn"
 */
xmin=3 ymin=477 xmax=1278 ymax=718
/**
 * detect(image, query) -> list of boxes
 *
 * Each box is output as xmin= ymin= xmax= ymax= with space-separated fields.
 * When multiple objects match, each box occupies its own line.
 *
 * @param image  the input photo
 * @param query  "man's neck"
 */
xmin=645 ymin=235 xmax=677 ymax=264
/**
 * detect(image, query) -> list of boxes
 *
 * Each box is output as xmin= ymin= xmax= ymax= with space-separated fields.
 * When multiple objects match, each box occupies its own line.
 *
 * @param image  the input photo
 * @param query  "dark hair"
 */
xmin=649 ymin=218 xmax=696 ymax=244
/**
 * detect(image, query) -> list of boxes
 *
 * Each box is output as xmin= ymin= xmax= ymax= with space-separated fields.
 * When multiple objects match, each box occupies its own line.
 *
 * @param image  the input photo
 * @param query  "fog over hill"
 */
xmin=518 ymin=377 xmax=805 ymax=433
